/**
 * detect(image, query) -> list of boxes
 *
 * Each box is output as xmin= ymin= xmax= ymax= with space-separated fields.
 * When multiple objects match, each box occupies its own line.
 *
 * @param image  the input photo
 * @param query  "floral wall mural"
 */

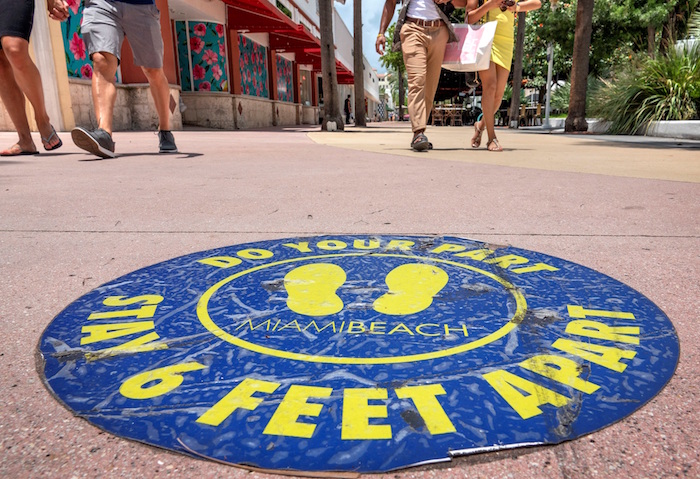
xmin=175 ymin=21 xmax=229 ymax=92
xmin=239 ymin=34 xmax=269 ymax=98
xmin=276 ymin=55 xmax=294 ymax=103
xmin=60 ymin=0 xmax=95 ymax=80
xmin=175 ymin=21 xmax=192 ymax=92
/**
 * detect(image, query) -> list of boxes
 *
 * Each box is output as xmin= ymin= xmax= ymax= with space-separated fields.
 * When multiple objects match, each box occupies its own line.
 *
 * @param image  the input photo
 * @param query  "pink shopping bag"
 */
xmin=442 ymin=22 xmax=498 ymax=72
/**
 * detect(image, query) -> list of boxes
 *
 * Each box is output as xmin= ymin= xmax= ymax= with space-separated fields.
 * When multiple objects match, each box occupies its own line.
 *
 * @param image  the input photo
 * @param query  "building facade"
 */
xmin=0 ymin=0 xmax=379 ymax=132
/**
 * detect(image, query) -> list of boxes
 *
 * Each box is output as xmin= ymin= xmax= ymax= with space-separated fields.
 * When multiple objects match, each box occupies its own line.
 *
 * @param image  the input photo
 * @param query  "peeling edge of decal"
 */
xmin=449 ymin=441 xmax=543 ymax=457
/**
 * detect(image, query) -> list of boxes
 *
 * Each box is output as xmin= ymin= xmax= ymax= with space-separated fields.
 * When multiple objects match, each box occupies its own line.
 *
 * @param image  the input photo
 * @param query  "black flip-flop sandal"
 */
xmin=42 ymin=126 xmax=63 ymax=151
xmin=0 ymin=144 xmax=40 ymax=156
xmin=411 ymin=133 xmax=430 ymax=152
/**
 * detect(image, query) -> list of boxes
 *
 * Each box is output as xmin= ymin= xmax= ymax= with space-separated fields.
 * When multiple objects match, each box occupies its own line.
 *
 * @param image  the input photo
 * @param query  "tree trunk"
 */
xmin=319 ymin=0 xmax=344 ymax=131
xmin=353 ymin=0 xmax=366 ymax=126
xmin=660 ymin=7 xmax=678 ymax=56
xmin=509 ymin=12 xmax=526 ymax=128
xmin=398 ymin=66 xmax=405 ymax=120
xmin=647 ymin=25 xmax=655 ymax=58
xmin=565 ymin=0 xmax=594 ymax=133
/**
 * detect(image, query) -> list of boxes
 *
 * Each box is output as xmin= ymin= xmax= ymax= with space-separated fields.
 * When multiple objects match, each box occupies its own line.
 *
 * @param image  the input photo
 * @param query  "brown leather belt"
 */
xmin=405 ymin=17 xmax=444 ymax=28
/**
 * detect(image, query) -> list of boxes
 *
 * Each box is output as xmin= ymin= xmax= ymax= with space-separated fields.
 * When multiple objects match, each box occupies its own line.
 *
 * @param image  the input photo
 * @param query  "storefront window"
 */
xmin=300 ymin=69 xmax=312 ymax=106
xmin=276 ymin=56 xmax=294 ymax=103
xmin=174 ymin=21 xmax=229 ymax=92
xmin=238 ymin=35 xmax=269 ymax=98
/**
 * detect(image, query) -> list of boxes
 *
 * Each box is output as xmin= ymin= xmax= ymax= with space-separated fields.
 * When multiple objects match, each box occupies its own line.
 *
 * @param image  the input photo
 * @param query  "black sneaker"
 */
xmin=71 ymin=127 xmax=115 ymax=158
xmin=158 ymin=130 xmax=177 ymax=153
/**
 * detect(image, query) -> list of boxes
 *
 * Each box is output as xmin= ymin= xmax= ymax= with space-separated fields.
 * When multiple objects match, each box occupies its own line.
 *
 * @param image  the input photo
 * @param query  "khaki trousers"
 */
xmin=400 ymin=22 xmax=449 ymax=133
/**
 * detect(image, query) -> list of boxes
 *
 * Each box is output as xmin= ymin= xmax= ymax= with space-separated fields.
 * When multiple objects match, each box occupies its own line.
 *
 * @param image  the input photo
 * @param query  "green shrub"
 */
xmin=590 ymin=44 xmax=700 ymax=134
xmin=548 ymin=77 xmax=604 ymax=115
xmin=550 ymin=82 xmax=571 ymax=113
xmin=502 ymin=84 xmax=526 ymax=105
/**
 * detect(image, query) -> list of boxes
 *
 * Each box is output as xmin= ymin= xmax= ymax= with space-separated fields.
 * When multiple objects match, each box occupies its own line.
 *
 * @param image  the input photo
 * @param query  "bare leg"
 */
xmin=142 ymin=66 xmax=171 ymax=131
xmin=0 ymin=48 xmax=36 ymax=152
xmin=91 ymin=52 xmax=119 ymax=134
xmin=477 ymin=62 xmax=499 ymax=146
xmin=0 ymin=37 xmax=58 ymax=148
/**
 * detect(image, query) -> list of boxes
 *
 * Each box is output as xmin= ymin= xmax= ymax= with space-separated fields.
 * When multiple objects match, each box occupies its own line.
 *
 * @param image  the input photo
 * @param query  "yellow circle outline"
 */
xmin=197 ymin=253 xmax=526 ymax=364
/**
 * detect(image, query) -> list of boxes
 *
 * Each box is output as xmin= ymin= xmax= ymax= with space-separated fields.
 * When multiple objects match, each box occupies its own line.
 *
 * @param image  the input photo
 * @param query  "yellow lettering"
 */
xmin=303 ymin=321 xmax=338 ymax=333
xmin=263 ymin=385 xmax=332 ymax=438
xmin=81 ymin=321 xmax=155 ymax=345
xmin=395 ymin=384 xmax=455 ymax=435
xmin=511 ymin=263 xmax=559 ymax=274
xmin=369 ymin=322 xmax=386 ymax=334
xmin=282 ymin=242 xmax=312 ymax=253
xmin=237 ymin=248 xmax=274 ymax=260
xmin=353 ymin=239 xmax=380 ymax=250
xmin=566 ymin=320 xmax=640 ymax=345
xmin=197 ymin=256 xmax=243 ymax=269
xmin=444 ymin=324 xmax=468 ymax=337
xmin=416 ymin=323 xmax=440 ymax=337
xmin=278 ymin=320 xmax=302 ymax=332
xmin=85 ymin=332 xmax=167 ymax=360
xmin=553 ymin=339 xmax=636 ymax=372
xmin=520 ymin=355 xmax=600 ymax=394
xmin=317 ymin=240 xmax=347 ymax=250
xmin=347 ymin=321 xmax=366 ymax=334
xmin=342 ymin=388 xmax=391 ymax=440
xmin=567 ymin=305 xmax=636 ymax=320
xmin=235 ymin=319 xmax=273 ymax=331
xmin=386 ymin=240 xmax=414 ymax=251
xmin=197 ymin=378 xmax=280 ymax=427
xmin=88 ymin=294 xmax=164 ymax=320
xmin=483 ymin=254 xmax=529 ymax=268
xmin=454 ymin=248 xmax=494 ymax=260
xmin=482 ymin=369 xmax=569 ymax=419
xmin=430 ymin=243 xmax=466 ymax=254
xmin=120 ymin=362 xmax=206 ymax=399
xmin=388 ymin=323 xmax=414 ymax=335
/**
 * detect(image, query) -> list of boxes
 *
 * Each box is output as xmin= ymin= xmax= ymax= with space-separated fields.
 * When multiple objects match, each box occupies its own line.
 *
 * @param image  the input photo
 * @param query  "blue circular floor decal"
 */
xmin=38 ymin=236 xmax=679 ymax=473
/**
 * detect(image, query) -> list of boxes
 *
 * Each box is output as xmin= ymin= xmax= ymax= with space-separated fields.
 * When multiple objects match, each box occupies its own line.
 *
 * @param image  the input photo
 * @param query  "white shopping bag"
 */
xmin=442 ymin=22 xmax=498 ymax=72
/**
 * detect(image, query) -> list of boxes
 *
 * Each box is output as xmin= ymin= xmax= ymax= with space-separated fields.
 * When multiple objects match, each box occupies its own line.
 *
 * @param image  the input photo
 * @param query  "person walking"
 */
xmin=344 ymin=94 xmax=352 ymax=124
xmin=70 ymin=0 xmax=177 ymax=158
xmin=376 ymin=0 xmax=458 ymax=151
xmin=457 ymin=0 xmax=541 ymax=151
xmin=0 ymin=0 xmax=68 ymax=156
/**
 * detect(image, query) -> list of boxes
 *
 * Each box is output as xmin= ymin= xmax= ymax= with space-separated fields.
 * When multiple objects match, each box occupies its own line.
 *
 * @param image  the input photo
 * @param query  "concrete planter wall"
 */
xmin=302 ymin=105 xmax=318 ymax=125
xmin=181 ymin=92 xmax=236 ymax=130
xmin=181 ymin=93 xmax=318 ymax=130
xmin=642 ymin=121 xmax=700 ymax=140
xmin=69 ymin=79 xmax=183 ymax=131
xmin=546 ymin=118 xmax=700 ymax=140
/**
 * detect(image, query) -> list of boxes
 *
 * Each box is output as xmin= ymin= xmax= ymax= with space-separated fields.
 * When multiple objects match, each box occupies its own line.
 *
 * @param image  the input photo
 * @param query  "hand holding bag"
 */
xmin=442 ymin=21 xmax=498 ymax=72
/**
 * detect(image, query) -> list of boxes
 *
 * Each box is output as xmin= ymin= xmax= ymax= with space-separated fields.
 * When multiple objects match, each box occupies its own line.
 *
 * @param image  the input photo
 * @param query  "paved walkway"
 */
xmin=1 ymin=123 xmax=698 ymax=478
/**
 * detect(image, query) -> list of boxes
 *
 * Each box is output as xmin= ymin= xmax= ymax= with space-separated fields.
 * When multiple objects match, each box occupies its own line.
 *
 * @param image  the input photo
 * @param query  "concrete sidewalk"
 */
xmin=0 ymin=123 xmax=698 ymax=479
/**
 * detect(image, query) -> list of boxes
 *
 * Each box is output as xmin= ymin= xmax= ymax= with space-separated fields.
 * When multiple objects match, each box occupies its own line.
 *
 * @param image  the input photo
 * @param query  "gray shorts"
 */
xmin=81 ymin=0 xmax=163 ymax=69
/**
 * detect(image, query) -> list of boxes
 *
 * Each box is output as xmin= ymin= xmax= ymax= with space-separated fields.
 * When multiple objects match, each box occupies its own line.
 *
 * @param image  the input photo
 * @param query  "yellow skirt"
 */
xmin=486 ymin=9 xmax=515 ymax=71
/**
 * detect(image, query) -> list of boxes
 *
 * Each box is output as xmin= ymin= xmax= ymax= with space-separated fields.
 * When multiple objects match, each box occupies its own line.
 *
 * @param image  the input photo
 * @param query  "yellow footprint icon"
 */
xmin=373 ymin=264 xmax=449 ymax=316
xmin=284 ymin=263 xmax=346 ymax=316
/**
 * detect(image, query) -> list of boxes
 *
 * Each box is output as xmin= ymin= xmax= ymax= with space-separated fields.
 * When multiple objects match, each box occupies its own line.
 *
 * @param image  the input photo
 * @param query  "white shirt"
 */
xmin=406 ymin=0 xmax=442 ymax=21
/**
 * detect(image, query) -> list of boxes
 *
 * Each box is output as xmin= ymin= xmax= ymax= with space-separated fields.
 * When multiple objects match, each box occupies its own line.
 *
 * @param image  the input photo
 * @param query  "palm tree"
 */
xmin=565 ymin=0 xmax=593 ymax=132
xmin=353 ymin=0 xmax=366 ymax=126
xmin=319 ymin=0 xmax=344 ymax=130
xmin=689 ymin=4 xmax=700 ymax=38
xmin=509 ymin=12 xmax=526 ymax=128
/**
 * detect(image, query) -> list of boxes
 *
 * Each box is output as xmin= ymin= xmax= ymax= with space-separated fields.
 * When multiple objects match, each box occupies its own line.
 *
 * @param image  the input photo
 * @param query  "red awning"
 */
xmin=223 ymin=0 xmax=353 ymax=82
